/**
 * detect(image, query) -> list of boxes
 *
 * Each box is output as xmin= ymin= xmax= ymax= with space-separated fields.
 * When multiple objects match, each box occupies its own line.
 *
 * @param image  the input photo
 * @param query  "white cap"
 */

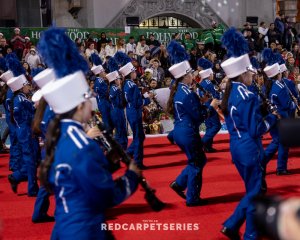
xmin=14 ymin=28 xmax=20 ymax=32
xmin=106 ymin=71 xmax=121 ymax=82
xmin=199 ymin=68 xmax=213 ymax=79
xmin=91 ymin=65 xmax=104 ymax=75
xmin=279 ymin=63 xmax=287 ymax=72
xmin=168 ymin=61 xmax=192 ymax=79
xmin=221 ymin=54 xmax=251 ymax=78
xmin=32 ymin=69 xmax=56 ymax=102
xmin=264 ymin=63 xmax=281 ymax=78
xmin=0 ymin=33 xmax=3 ymax=37
xmin=7 ymin=74 xmax=28 ymax=92
xmin=145 ymin=68 xmax=153 ymax=75
xmin=0 ymin=70 xmax=14 ymax=82
xmin=41 ymin=71 xmax=90 ymax=114
xmin=30 ymin=48 xmax=36 ymax=52
xmin=119 ymin=62 xmax=135 ymax=76
xmin=25 ymin=36 xmax=30 ymax=40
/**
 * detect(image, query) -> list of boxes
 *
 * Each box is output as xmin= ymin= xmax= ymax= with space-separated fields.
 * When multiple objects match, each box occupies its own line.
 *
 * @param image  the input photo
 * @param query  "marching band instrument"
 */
xmin=93 ymin=114 xmax=165 ymax=212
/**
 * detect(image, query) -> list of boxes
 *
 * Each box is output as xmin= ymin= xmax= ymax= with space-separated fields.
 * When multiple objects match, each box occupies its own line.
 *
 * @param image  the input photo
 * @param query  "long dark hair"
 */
xmin=0 ymin=84 xmax=8 ymax=105
xmin=32 ymin=98 xmax=48 ymax=135
xmin=39 ymin=108 xmax=77 ymax=192
xmin=221 ymin=76 xmax=239 ymax=116
xmin=264 ymin=73 xmax=279 ymax=98
xmin=167 ymin=77 xmax=182 ymax=116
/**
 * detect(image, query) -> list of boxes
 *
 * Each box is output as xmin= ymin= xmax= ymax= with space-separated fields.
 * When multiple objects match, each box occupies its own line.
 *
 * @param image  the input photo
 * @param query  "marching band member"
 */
xmin=91 ymin=53 xmax=114 ymax=134
xmin=198 ymin=58 xmax=222 ymax=152
xmin=107 ymin=57 xmax=128 ymax=150
xmin=166 ymin=40 xmax=219 ymax=207
xmin=6 ymin=55 xmax=39 ymax=196
xmin=31 ymin=68 xmax=56 ymax=223
xmin=220 ymin=28 xmax=278 ymax=240
xmin=262 ymin=49 xmax=296 ymax=175
xmin=115 ymin=51 xmax=153 ymax=169
xmin=37 ymin=27 xmax=140 ymax=239
xmin=0 ymin=54 xmax=21 ymax=172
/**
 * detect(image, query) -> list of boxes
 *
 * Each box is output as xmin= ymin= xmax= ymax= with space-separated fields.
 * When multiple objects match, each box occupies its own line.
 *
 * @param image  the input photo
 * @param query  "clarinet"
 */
xmin=281 ymin=80 xmax=300 ymax=116
xmin=257 ymin=90 xmax=280 ymax=118
xmin=93 ymin=115 xmax=165 ymax=212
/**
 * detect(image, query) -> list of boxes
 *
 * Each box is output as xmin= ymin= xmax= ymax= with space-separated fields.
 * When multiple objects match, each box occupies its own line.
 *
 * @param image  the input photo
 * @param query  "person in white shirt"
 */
xmin=85 ymin=43 xmax=98 ymax=59
xmin=126 ymin=36 xmax=136 ymax=54
xmin=26 ymin=48 xmax=41 ymax=69
xmin=105 ymin=40 xmax=116 ymax=57
xmin=258 ymin=21 xmax=269 ymax=47
xmin=136 ymin=39 xmax=149 ymax=63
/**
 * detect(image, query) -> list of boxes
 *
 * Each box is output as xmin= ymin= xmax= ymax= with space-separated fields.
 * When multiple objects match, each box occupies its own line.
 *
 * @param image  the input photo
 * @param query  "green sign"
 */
xmin=0 ymin=26 xmax=226 ymax=46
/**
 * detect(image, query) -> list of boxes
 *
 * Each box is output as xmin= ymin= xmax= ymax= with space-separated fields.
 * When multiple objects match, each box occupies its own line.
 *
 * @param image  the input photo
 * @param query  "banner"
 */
xmin=0 ymin=26 xmax=226 ymax=46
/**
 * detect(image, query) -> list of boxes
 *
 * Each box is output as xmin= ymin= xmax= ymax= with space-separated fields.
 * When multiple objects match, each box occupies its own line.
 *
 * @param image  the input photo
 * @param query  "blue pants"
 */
xmin=110 ymin=108 xmax=128 ymax=150
xmin=202 ymin=108 xmax=221 ymax=148
xmin=263 ymin=125 xmax=289 ymax=171
xmin=126 ymin=108 xmax=145 ymax=166
xmin=32 ymin=186 xmax=50 ymax=221
xmin=8 ymin=124 xmax=22 ymax=171
xmin=224 ymin=137 xmax=263 ymax=240
xmin=98 ymin=100 xmax=113 ymax=134
xmin=12 ymin=126 xmax=38 ymax=195
xmin=173 ymin=125 xmax=207 ymax=204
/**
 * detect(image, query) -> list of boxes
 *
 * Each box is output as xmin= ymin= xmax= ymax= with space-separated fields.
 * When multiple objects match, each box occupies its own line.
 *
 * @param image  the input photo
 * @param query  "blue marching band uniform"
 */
xmin=0 ymin=25 xmax=299 ymax=240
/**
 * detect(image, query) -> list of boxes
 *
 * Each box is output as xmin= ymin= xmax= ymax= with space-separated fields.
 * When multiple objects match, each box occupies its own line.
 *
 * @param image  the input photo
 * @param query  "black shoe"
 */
xmin=137 ymin=164 xmax=148 ymax=170
xmin=276 ymin=170 xmax=292 ymax=176
xmin=8 ymin=174 xmax=18 ymax=193
xmin=32 ymin=214 xmax=55 ymax=223
xmin=186 ymin=198 xmax=208 ymax=207
xmin=220 ymin=226 xmax=241 ymax=240
xmin=203 ymin=146 xmax=217 ymax=153
xmin=169 ymin=181 xmax=186 ymax=199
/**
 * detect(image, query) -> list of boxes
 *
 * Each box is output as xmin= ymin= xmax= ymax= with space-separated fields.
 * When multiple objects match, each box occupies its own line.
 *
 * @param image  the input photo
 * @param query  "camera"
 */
xmin=279 ymin=118 xmax=300 ymax=147
xmin=254 ymin=196 xmax=300 ymax=240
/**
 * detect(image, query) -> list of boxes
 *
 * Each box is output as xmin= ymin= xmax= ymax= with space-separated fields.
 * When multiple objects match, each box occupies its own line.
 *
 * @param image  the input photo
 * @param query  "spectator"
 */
xmin=97 ymin=32 xmax=108 ymax=52
xmin=258 ymin=22 xmax=269 ymax=46
xmin=136 ymin=39 xmax=149 ymax=63
xmin=22 ymin=61 xmax=32 ymax=81
xmin=105 ymin=39 xmax=116 ymax=57
xmin=85 ymin=42 xmax=98 ymax=58
xmin=0 ymin=38 xmax=10 ymax=57
xmin=26 ymin=48 xmax=41 ymax=69
xmin=10 ymin=27 xmax=25 ymax=60
xmin=182 ymin=32 xmax=195 ymax=53
xmin=148 ymin=78 xmax=158 ymax=90
xmin=22 ymin=37 xmax=32 ymax=60
xmin=140 ymin=50 xmax=151 ymax=69
xmin=85 ymin=34 xmax=97 ymax=52
xmin=158 ymin=44 xmax=170 ymax=76
xmin=126 ymin=36 xmax=136 ymax=54
xmin=116 ymin=38 xmax=126 ymax=53
xmin=196 ymin=41 xmax=206 ymax=58
xmin=274 ymin=13 xmax=285 ymax=43
xmin=146 ymin=34 xmax=161 ymax=48
xmin=291 ymin=42 xmax=300 ymax=67
xmin=189 ymin=47 xmax=198 ymax=70
xmin=268 ymin=23 xmax=279 ymax=44
xmin=213 ymin=61 xmax=225 ymax=84
xmin=150 ymin=58 xmax=164 ymax=88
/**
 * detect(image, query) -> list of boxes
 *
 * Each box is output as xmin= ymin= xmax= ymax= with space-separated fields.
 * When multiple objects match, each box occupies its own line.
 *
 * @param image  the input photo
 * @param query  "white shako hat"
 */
xmin=32 ymin=68 xmax=56 ymax=102
xmin=168 ymin=60 xmax=192 ymax=79
xmin=119 ymin=62 xmax=136 ymax=77
xmin=0 ymin=70 xmax=14 ymax=83
xmin=199 ymin=68 xmax=213 ymax=79
xmin=264 ymin=63 xmax=281 ymax=78
xmin=221 ymin=54 xmax=251 ymax=78
xmin=279 ymin=63 xmax=287 ymax=73
xmin=106 ymin=71 xmax=121 ymax=83
xmin=41 ymin=71 xmax=90 ymax=114
xmin=91 ymin=65 xmax=105 ymax=75
xmin=7 ymin=74 xmax=28 ymax=92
